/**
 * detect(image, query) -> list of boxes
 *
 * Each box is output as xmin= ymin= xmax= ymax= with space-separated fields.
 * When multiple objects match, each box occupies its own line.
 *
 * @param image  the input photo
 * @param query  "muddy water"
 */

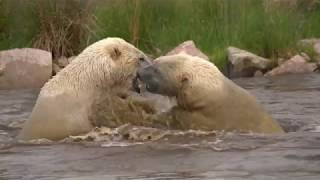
xmin=1 ymin=74 xmax=320 ymax=180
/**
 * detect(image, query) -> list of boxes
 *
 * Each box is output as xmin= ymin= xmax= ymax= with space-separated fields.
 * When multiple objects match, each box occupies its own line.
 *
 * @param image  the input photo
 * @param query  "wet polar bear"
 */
xmin=137 ymin=54 xmax=284 ymax=133
xmin=18 ymin=38 xmax=152 ymax=141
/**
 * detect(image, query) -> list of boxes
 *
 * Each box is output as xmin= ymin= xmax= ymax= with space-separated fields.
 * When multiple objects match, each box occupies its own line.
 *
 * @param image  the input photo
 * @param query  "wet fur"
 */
xmin=139 ymin=54 xmax=284 ymax=133
xmin=18 ymin=38 xmax=150 ymax=140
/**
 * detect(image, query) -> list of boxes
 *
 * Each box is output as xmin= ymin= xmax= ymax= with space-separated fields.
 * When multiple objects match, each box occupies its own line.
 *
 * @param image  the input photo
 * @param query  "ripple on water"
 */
xmin=1 ymin=74 xmax=320 ymax=180
xmin=234 ymin=74 xmax=320 ymax=132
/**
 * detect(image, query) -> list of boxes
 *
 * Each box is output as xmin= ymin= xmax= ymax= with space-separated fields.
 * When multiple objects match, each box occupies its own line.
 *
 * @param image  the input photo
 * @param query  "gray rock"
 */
xmin=298 ymin=38 xmax=320 ymax=47
xmin=300 ymin=52 xmax=311 ymax=62
xmin=314 ymin=42 xmax=320 ymax=54
xmin=277 ymin=58 xmax=286 ymax=65
xmin=314 ymin=42 xmax=320 ymax=63
xmin=298 ymin=38 xmax=320 ymax=63
xmin=227 ymin=47 xmax=272 ymax=78
xmin=265 ymin=55 xmax=317 ymax=76
xmin=166 ymin=40 xmax=209 ymax=61
xmin=254 ymin=70 xmax=264 ymax=77
xmin=52 ymin=63 xmax=61 ymax=75
xmin=0 ymin=48 xmax=52 ymax=89
xmin=56 ymin=56 xmax=69 ymax=67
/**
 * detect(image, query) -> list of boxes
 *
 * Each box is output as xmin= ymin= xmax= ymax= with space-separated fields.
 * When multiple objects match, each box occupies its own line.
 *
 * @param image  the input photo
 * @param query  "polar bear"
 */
xmin=137 ymin=54 xmax=284 ymax=133
xmin=18 ymin=37 xmax=152 ymax=140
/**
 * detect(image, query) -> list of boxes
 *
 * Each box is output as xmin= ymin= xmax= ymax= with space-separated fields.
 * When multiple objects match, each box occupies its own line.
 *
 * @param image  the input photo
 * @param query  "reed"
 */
xmin=0 ymin=0 xmax=95 ymax=59
xmin=1 ymin=0 xmax=320 ymax=69
xmin=32 ymin=0 xmax=96 ymax=59
xmin=94 ymin=0 xmax=320 ymax=68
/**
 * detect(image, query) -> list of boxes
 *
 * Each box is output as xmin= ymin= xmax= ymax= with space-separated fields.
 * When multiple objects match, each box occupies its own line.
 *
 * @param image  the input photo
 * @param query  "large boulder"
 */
xmin=298 ymin=38 xmax=320 ymax=46
xmin=0 ymin=48 xmax=52 ymax=89
xmin=265 ymin=55 xmax=317 ymax=76
xmin=298 ymin=38 xmax=320 ymax=63
xmin=227 ymin=47 xmax=272 ymax=78
xmin=315 ymin=42 xmax=320 ymax=62
xmin=166 ymin=40 xmax=209 ymax=61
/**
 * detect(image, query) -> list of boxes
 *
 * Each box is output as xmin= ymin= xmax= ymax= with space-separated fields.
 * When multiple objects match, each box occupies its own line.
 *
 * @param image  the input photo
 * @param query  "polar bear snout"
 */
xmin=137 ymin=65 xmax=161 ymax=93
xmin=131 ymin=56 xmax=153 ymax=93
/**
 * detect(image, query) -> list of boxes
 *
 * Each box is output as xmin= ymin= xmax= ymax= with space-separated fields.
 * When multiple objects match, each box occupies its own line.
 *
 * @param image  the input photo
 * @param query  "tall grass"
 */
xmin=94 ymin=0 xmax=320 ymax=68
xmin=0 ymin=0 xmax=38 ymax=49
xmin=1 ymin=0 xmax=320 ymax=69
xmin=0 ymin=0 xmax=95 ymax=59
xmin=32 ymin=0 xmax=96 ymax=59
xmin=0 ymin=0 xmax=8 ymax=49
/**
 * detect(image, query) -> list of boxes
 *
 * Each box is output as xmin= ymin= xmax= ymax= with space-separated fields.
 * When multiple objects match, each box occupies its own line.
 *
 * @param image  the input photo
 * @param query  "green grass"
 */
xmin=94 ymin=0 xmax=320 ymax=69
xmin=1 ymin=0 xmax=320 ymax=69
xmin=0 ymin=0 xmax=38 ymax=49
xmin=0 ymin=0 xmax=94 ymax=59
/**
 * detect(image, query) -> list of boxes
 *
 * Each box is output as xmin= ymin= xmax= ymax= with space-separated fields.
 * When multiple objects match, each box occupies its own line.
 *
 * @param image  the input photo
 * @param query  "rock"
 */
xmin=56 ymin=56 xmax=69 ymax=67
xmin=227 ymin=47 xmax=272 ymax=78
xmin=298 ymin=38 xmax=320 ymax=47
xmin=314 ymin=42 xmax=320 ymax=54
xmin=314 ymin=63 xmax=320 ymax=72
xmin=298 ymin=38 xmax=320 ymax=63
xmin=166 ymin=40 xmax=209 ymax=61
xmin=278 ymin=58 xmax=286 ymax=65
xmin=254 ymin=70 xmax=264 ymax=77
xmin=52 ymin=63 xmax=61 ymax=75
xmin=300 ymin=52 xmax=311 ymax=62
xmin=265 ymin=55 xmax=317 ymax=76
xmin=314 ymin=42 xmax=320 ymax=63
xmin=0 ymin=48 xmax=52 ymax=89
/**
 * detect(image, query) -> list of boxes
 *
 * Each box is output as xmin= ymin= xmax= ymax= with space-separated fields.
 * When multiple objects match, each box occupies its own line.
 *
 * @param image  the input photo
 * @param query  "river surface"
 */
xmin=0 ymin=74 xmax=320 ymax=180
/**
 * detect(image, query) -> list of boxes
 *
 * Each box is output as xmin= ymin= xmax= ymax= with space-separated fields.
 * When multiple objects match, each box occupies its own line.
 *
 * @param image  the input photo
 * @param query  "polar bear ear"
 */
xmin=109 ymin=47 xmax=122 ymax=61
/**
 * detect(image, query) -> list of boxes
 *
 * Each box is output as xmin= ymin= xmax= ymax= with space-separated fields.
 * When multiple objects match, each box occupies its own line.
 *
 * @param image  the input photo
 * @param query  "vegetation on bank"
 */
xmin=0 ymin=0 xmax=320 ymax=69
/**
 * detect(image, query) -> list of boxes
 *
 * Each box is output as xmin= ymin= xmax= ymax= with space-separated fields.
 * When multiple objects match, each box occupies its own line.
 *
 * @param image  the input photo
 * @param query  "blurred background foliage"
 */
xmin=0 ymin=0 xmax=319 ymax=69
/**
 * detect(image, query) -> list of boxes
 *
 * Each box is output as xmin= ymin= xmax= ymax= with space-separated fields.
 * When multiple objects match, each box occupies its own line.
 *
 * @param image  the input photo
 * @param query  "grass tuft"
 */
xmin=32 ymin=0 xmax=95 ymax=59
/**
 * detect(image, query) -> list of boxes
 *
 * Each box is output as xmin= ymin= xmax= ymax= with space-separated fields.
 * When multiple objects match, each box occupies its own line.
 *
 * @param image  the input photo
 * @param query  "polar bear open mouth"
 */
xmin=132 ymin=74 xmax=153 ymax=94
xmin=133 ymin=56 xmax=154 ymax=94
xmin=132 ymin=75 xmax=141 ymax=93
